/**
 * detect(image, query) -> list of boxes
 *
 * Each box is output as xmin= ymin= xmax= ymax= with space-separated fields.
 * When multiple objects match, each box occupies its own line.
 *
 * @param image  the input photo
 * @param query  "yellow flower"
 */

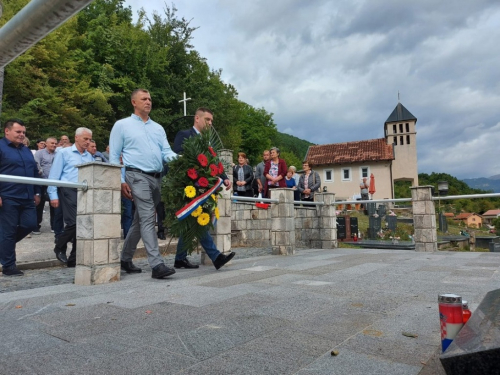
xmin=191 ymin=206 xmax=202 ymax=218
xmin=184 ymin=186 xmax=196 ymax=198
xmin=211 ymin=194 xmax=218 ymax=202
xmin=197 ymin=213 xmax=210 ymax=226
xmin=215 ymin=207 xmax=220 ymax=219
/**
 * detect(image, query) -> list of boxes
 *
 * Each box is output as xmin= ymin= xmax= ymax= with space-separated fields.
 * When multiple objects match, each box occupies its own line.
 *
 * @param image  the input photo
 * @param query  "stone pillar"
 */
xmin=411 ymin=185 xmax=437 ymax=252
xmin=74 ymin=162 xmax=123 ymax=285
xmin=202 ymin=149 xmax=233 ymax=265
xmin=315 ymin=192 xmax=337 ymax=249
xmin=270 ymin=188 xmax=295 ymax=255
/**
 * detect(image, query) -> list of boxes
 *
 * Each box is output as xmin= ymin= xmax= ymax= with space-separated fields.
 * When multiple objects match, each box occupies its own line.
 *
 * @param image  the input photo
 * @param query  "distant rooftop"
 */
xmin=385 ymin=102 xmax=417 ymax=124
xmin=305 ymin=138 xmax=394 ymax=166
xmin=482 ymin=209 xmax=500 ymax=217
xmin=454 ymin=213 xmax=480 ymax=220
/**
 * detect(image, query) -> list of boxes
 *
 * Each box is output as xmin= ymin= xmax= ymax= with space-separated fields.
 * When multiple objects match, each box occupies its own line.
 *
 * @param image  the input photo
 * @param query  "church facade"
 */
xmin=304 ymin=102 xmax=418 ymax=201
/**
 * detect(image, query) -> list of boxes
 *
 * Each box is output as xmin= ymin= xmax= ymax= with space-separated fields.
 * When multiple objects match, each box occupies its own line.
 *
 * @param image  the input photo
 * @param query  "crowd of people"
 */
xmin=0 ymin=88 xmax=323 ymax=278
xmin=0 ymin=90 xmax=237 ymax=278
xmin=234 ymin=148 xmax=322 ymax=203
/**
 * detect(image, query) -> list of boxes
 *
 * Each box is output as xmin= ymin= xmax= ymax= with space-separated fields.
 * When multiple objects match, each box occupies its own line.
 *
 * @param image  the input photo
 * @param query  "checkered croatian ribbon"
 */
xmin=175 ymin=177 xmax=224 ymax=220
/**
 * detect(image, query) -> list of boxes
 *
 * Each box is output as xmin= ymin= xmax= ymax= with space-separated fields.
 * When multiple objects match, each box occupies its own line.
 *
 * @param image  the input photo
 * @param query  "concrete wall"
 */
xmin=231 ymin=201 xmax=327 ymax=249
xmin=314 ymin=162 xmax=393 ymax=201
xmin=231 ymin=202 xmax=271 ymax=247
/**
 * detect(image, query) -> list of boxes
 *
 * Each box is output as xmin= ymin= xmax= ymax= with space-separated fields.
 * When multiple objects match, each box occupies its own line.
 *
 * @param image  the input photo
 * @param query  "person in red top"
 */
xmin=263 ymin=147 xmax=287 ymax=198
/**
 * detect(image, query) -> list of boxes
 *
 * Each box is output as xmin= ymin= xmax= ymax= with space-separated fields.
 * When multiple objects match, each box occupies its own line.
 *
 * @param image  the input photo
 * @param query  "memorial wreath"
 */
xmin=162 ymin=128 xmax=226 ymax=254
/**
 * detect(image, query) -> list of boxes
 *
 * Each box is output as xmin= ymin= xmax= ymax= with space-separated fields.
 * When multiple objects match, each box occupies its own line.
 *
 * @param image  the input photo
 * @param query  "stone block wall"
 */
xmin=231 ymin=202 xmax=329 ymax=249
xmin=295 ymin=207 xmax=321 ymax=248
xmin=411 ymin=185 xmax=437 ymax=252
xmin=75 ymin=162 xmax=123 ymax=285
xmin=231 ymin=202 xmax=272 ymax=247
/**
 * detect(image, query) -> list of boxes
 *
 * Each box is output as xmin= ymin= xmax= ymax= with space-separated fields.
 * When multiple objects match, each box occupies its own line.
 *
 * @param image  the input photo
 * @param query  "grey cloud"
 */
xmin=125 ymin=0 xmax=500 ymax=178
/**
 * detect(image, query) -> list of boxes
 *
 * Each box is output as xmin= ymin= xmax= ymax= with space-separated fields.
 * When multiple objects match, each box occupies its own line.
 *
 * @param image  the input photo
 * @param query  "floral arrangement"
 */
xmin=162 ymin=128 xmax=226 ymax=254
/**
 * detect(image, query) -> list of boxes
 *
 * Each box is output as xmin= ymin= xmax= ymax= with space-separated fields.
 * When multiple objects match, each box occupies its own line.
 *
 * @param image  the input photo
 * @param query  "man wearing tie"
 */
xmin=173 ymin=107 xmax=235 ymax=270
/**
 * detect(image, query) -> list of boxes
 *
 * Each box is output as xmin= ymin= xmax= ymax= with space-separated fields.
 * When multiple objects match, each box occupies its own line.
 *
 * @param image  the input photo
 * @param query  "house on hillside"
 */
xmin=454 ymin=213 xmax=483 ymax=228
xmin=443 ymin=213 xmax=455 ymax=219
xmin=304 ymin=102 xmax=418 ymax=200
xmin=481 ymin=209 xmax=500 ymax=225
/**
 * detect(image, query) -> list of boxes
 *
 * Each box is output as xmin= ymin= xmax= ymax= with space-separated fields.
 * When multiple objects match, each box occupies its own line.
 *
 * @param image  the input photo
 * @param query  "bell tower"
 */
xmin=384 ymin=102 xmax=418 ymax=186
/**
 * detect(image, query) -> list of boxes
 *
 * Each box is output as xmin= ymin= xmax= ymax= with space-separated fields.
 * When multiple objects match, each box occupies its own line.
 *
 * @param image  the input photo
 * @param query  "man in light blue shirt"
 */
xmin=109 ymin=88 xmax=178 ymax=279
xmin=48 ymin=128 xmax=93 ymax=267
xmin=33 ymin=137 xmax=58 ymax=234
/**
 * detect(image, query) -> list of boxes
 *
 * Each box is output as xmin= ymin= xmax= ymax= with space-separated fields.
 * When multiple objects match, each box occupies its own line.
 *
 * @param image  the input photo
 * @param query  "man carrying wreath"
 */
xmin=173 ymin=107 xmax=235 ymax=270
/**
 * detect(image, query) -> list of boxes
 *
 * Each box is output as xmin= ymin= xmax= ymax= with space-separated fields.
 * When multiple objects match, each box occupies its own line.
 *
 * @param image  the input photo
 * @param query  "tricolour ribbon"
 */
xmin=176 ymin=177 xmax=223 ymax=220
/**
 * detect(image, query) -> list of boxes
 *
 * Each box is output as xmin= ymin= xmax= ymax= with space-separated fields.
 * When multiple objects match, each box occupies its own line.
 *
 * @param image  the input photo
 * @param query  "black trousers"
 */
xmin=54 ymin=187 xmax=77 ymax=263
xmin=236 ymin=189 xmax=253 ymax=197
xmin=36 ymin=186 xmax=55 ymax=230
xmin=156 ymin=200 xmax=165 ymax=234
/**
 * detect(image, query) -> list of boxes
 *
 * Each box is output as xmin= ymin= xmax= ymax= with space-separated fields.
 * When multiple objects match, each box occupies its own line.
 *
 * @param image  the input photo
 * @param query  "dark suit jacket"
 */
xmin=233 ymin=164 xmax=254 ymax=192
xmin=173 ymin=128 xmax=197 ymax=154
xmin=173 ymin=128 xmax=228 ymax=181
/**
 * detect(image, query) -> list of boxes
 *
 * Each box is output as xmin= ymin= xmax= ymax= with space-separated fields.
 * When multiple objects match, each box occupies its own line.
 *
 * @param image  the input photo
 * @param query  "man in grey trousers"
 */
xmin=109 ymin=89 xmax=178 ymax=279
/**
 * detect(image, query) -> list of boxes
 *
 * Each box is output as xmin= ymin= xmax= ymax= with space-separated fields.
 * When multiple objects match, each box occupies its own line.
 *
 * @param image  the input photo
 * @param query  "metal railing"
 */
xmin=3 ymin=177 xmax=499 ymax=204
xmin=333 ymin=198 xmax=412 ymax=205
xmin=0 ymin=174 xmax=88 ymax=191
xmin=231 ymin=195 xmax=408 ymax=206
xmin=231 ymin=196 xmax=278 ymax=204
xmin=0 ymin=0 xmax=95 ymax=68
xmin=231 ymin=195 xmax=322 ymax=206
xmin=230 ymin=192 xmax=500 ymax=207
xmin=432 ymin=193 xmax=500 ymax=200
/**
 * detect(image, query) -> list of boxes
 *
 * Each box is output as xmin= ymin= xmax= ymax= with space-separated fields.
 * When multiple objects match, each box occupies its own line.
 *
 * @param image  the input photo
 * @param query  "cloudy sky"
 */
xmin=125 ymin=0 xmax=500 ymax=179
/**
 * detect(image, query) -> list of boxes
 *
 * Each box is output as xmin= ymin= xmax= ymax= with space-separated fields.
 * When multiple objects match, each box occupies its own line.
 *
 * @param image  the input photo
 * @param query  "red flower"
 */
xmin=198 ymin=177 xmax=209 ymax=187
xmin=208 ymin=146 xmax=217 ymax=157
xmin=209 ymin=164 xmax=218 ymax=177
xmin=218 ymin=162 xmax=224 ymax=174
xmin=187 ymin=168 xmax=198 ymax=180
xmin=197 ymin=154 xmax=208 ymax=167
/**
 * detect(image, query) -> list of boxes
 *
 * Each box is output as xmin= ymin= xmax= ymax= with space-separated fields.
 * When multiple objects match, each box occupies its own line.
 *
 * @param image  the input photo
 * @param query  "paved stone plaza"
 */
xmin=2 ymin=220 xmax=500 ymax=375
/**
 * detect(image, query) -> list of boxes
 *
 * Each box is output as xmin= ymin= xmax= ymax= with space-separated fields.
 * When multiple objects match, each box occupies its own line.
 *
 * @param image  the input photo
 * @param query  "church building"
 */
xmin=304 ymin=102 xmax=418 ymax=201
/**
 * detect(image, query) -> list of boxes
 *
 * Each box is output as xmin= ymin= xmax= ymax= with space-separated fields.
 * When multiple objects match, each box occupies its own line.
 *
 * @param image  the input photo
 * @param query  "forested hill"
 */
xmin=275 ymin=132 xmax=315 ymax=162
xmin=0 ymin=0 xmax=308 ymax=166
xmin=462 ymin=177 xmax=500 ymax=193
xmin=395 ymin=172 xmax=500 ymax=214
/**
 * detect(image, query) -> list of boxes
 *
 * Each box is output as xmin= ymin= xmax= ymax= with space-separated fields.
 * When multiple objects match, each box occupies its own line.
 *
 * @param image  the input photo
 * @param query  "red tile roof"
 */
xmin=443 ymin=213 xmax=455 ymax=217
xmin=305 ymin=138 xmax=394 ymax=166
xmin=482 ymin=209 xmax=500 ymax=216
xmin=454 ymin=213 xmax=478 ymax=220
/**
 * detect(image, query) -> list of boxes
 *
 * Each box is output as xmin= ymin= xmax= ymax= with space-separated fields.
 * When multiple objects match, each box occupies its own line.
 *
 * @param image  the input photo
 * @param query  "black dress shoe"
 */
xmin=2 ymin=266 xmax=24 ymax=276
xmin=213 ymin=252 xmax=235 ymax=270
xmin=174 ymin=259 xmax=199 ymax=269
xmin=157 ymin=232 xmax=166 ymax=240
xmin=121 ymin=260 xmax=142 ymax=273
xmin=152 ymin=263 xmax=176 ymax=279
xmin=55 ymin=251 xmax=68 ymax=263
xmin=67 ymin=261 xmax=76 ymax=268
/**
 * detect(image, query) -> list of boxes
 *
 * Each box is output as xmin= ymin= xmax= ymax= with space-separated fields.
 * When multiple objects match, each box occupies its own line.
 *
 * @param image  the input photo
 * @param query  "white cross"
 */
xmin=178 ymin=92 xmax=191 ymax=116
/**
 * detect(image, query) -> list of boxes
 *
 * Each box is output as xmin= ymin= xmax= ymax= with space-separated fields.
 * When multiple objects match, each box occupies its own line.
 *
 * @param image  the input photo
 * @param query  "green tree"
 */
xmin=0 ymin=0 xmax=313 ymax=165
xmin=275 ymin=132 xmax=314 ymax=161
xmin=1 ymin=16 xmax=113 ymax=144
xmin=280 ymin=151 xmax=302 ymax=172
xmin=493 ymin=217 xmax=500 ymax=234
xmin=0 ymin=0 xmax=30 ymax=27
xmin=231 ymin=103 xmax=277 ymax=165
